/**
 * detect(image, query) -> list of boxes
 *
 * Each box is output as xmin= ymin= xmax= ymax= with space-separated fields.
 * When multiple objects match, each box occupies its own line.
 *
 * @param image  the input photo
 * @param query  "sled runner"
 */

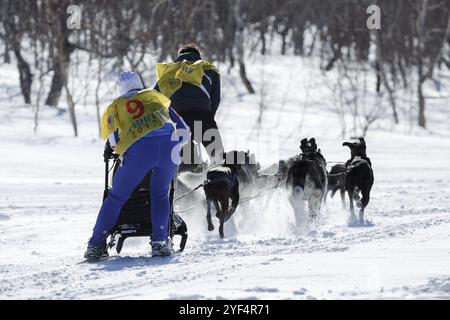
xmin=103 ymin=155 xmax=188 ymax=254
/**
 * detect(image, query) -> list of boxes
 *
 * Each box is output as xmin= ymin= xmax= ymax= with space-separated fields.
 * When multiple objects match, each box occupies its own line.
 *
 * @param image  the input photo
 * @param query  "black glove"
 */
xmin=103 ymin=141 xmax=114 ymax=162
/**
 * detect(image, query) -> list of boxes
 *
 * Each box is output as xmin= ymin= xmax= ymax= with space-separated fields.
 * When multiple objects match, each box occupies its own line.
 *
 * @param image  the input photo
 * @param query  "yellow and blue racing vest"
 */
xmin=100 ymin=89 xmax=174 ymax=155
xmin=155 ymin=59 xmax=219 ymax=98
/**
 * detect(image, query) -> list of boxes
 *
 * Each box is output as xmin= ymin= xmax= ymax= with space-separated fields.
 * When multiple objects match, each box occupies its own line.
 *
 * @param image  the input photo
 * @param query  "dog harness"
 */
xmin=207 ymin=168 xmax=239 ymax=191
xmin=348 ymin=157 xmax=372 ymax=170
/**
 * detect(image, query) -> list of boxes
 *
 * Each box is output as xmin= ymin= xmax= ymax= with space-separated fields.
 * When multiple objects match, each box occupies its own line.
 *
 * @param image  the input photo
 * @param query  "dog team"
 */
xmin=202 ymin=137 xmax=374 ymax=238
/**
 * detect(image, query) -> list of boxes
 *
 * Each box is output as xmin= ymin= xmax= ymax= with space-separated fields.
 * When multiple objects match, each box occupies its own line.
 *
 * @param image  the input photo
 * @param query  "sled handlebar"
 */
xmin=103 ymin=141 xmax=119 ymax=162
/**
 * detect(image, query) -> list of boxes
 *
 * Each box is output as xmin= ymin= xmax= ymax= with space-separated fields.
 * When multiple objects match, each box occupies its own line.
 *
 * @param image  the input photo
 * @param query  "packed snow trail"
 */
xmin=1 ymin=107 xmax=449 ymax=299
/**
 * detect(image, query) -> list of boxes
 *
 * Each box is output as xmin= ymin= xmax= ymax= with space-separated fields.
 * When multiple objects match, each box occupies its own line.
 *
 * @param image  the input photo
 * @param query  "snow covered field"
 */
xmin=1 ymin=55 xmax=450 ymax=299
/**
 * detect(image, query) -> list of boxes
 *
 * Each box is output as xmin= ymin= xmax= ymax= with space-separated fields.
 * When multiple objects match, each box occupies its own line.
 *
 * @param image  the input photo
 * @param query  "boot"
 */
xmin=84 ymin=240 xmax=109 ymax=262
xmin=151 ymin=239 xmax=175 ymax=257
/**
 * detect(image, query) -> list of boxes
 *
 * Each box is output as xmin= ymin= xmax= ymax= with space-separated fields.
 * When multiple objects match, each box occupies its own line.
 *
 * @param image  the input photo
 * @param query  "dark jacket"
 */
xmin=154 ymin=52 xmax=221 ymax=116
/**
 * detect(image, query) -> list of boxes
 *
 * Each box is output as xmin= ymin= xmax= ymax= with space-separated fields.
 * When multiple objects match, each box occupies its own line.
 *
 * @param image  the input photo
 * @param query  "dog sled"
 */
xmin=103 ymin=153 xmax=188 ymax=254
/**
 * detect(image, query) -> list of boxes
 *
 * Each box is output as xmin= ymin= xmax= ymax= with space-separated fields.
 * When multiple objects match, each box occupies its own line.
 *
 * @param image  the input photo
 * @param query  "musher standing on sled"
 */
xmin=154 ymin=44 xmax=224 ymax=169
xmin=84 ymin=71 xmax=189 ymax=262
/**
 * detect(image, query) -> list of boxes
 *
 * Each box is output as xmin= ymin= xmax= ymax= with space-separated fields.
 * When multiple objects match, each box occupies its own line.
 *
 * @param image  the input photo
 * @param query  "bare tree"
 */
xmin=415 ymin=0 xmax=450 ymax=128
xmin=233 ymin=0 xmax=255 ymax=94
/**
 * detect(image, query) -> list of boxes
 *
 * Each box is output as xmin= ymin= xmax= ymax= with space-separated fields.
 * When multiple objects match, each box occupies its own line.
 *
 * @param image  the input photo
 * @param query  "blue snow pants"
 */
xmin=89 ymin=131 xmax=180 ymax=246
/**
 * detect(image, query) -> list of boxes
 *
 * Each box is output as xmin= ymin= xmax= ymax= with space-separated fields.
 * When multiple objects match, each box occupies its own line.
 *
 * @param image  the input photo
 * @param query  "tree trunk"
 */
xmin=375 ymin=29 xmax=399 ymax=124
xmin=13 ymin=47 xmax=32 ymax=104
xmin=416 ymin=0 xmax=428 ymax=129
xmin=293 ymin=26 xmax=304 ymax=56
xmin=325 ymin=50 xmax=341 ymax=71
xmin=45 ymin=1 xmax=75 ymax=107
xmin=4 ymin=39 xmax=10 ymax=63
xmin=65 ymin=84 xmax=78 ymax=137
xmin=375 ymin=61 xmax=381 ymax=93
xmin=45 ymin=43 xmax=72 ymax=106
xmin=234 ymin=0 xmax=254 ymax=94
xmin=260 ymin=27 xmax=266 ymax=55
xmin=418 ymin=77 xmax=426 ymax=128
xmin=281 ymin=29 xmax=288 ymax=55
xmin=239 ymin=61 xmax=255 ymax=94
xmin=382 ymin=73 xmax=399 ymax=125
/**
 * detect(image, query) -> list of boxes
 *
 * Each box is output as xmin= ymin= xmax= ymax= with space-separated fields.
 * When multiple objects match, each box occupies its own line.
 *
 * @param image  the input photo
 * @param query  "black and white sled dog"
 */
xmin=203 ymin=150 xmax=260 ymax=238
xmin=325 ymin=164 xmax=347 ymax=208
xmin=342 ymin=137 xmax=374 ymax=224
xmin=286 ymin=138 xmax=328 ymax=225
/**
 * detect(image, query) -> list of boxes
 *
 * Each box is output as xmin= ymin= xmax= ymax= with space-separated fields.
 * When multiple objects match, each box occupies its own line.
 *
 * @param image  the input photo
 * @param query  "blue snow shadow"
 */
xmin=347 ymin=219 xmax=375 ymax=228
xmin=0 ymin=213 xmax=10 ymax=220
xmin=91 ymin=254 xmax=181 ymax=272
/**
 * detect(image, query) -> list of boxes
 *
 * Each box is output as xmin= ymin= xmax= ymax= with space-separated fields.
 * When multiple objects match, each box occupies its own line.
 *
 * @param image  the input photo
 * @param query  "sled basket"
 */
xmin=105 ymin=158 xmax=188 ymax=254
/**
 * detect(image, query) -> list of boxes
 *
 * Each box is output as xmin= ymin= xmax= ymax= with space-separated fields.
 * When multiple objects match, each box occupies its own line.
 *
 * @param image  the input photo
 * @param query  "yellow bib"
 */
xmin=100 ymin=89 xmax=174 ymax=155
xmin=155 ymin=59 xmax=219 ymax=98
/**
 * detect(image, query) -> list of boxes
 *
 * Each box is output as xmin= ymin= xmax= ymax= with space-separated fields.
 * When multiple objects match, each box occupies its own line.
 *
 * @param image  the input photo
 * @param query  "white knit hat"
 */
xmin=117 ymin=71 xmax=144 ymax=96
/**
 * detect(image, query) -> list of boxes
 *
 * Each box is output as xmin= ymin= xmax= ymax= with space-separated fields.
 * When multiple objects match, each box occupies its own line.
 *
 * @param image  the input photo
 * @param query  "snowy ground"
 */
xmin=1 ymin=55 xmax=450 ymax=299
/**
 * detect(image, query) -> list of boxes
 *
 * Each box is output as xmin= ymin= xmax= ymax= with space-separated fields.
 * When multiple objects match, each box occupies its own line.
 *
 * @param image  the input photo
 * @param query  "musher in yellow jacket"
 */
xmin=154 ymin=44 xmax=224 ymax=170
xmin=84 ymin=71 xmax=190 ymax=262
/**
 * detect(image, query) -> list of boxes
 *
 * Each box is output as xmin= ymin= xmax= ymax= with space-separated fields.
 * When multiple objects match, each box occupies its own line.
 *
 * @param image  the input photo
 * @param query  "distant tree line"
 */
xmin=0 ymin=0 xmax=449 ymax=130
